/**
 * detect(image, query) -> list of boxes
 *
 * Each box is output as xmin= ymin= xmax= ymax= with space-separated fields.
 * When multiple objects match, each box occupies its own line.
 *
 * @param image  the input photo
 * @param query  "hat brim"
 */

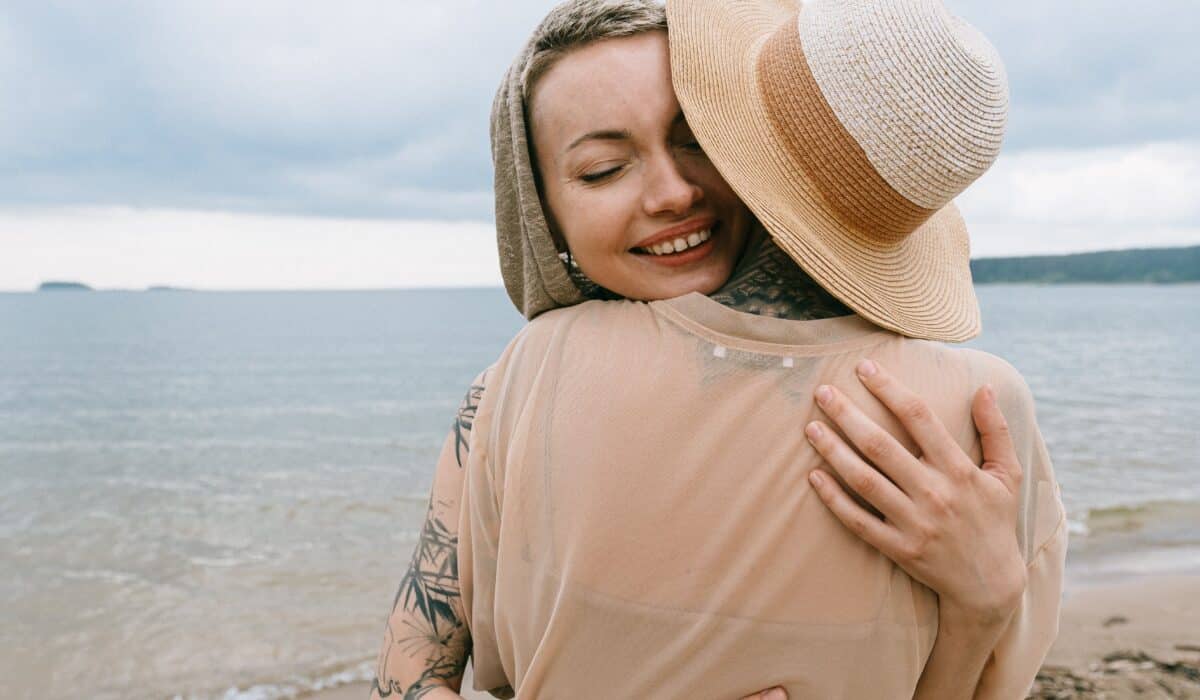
xmin=668 ymin=0 xmax=981 ymax=342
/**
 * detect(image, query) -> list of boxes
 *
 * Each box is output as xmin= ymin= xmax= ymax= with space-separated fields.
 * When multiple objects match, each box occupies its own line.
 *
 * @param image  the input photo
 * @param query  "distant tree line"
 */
xmin=970 ymin=245 xmax=1200 ymax=284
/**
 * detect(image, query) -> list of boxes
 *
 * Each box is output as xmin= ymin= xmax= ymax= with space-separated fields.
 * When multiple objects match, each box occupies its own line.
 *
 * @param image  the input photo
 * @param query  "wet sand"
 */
xmin=1029 ymin=575 xmax=1200 ymax=698
xmin=313 ymin=574 xmax=1200 ymax=700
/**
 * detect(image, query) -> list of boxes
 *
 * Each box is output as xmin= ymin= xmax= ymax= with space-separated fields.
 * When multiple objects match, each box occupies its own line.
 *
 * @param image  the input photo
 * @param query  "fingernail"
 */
xmin=857 ymin=359 xmax=877 ymax=377
xmin=983 ymin=383 xmax=995 ymax=402
xmin=815 ymin=385 xmax=832 ymax=406
xmin=765 ymin=689 xmax=787 ymax=700
xmin=805 ymin=421 xmax=823 ymax=441
xmin=808 ymin=471 xmax=823 ymax=488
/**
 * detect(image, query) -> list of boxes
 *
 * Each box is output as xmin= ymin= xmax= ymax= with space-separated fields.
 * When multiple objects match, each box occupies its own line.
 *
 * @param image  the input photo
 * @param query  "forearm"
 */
xmin=913 ymin=604 xmax=1010 ymax=700
xmin=369 ymin=540 xmax=471 ymax=699
xmin=371 ymin=673 xmax=465 ymax=700
xmin=372 ymin=677 xmax=464 ymax=700
xmin=415 ymin=689 xmax=466 ymax=700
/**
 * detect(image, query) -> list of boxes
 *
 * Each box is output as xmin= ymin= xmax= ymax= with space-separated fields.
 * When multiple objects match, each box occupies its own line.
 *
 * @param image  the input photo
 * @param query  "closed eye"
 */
xmin=579 ymin=165 xmax=623 ymax=183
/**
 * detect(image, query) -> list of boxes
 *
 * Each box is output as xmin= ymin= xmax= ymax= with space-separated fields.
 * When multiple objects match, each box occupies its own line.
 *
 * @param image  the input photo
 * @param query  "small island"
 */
xmin=146 ymin=285 xmax=193 ymax=292
xmin=37 ymin=281 xmax=93 ymax=292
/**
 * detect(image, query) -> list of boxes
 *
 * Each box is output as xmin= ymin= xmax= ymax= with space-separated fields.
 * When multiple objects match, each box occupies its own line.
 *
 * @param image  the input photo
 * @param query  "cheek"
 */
xmin=682 ymin=159 xmax=743 ymax=213
xmin=552 ymin=186 xmax=639 ymax=257
xmin=696 ymin=167 xmax=741 ymax=208
xmin=702 ymin=177 xmax=752 ymax=244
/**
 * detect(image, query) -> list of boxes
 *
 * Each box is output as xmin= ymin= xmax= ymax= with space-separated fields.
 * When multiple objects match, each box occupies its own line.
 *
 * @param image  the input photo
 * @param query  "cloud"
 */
xmin=0 ymin=1 xmax=1196 ymax=219
xmin=949 ymin=0 xmax=1200 ymax=149
xmin=959 ymin=141 xmax=1200 ymax=256
xmin=0 ymin=207 xmax=502 ymax=291
xmin=2 ymin=139 xmax=1195 ymax=293
xmin=0 ymin=0 xmax=555 ymax=218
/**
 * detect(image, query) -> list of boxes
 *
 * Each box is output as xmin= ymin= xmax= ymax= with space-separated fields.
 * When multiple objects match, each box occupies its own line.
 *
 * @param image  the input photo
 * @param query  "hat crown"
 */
xmin=798 ymin=0 xmax=1009 ymax=210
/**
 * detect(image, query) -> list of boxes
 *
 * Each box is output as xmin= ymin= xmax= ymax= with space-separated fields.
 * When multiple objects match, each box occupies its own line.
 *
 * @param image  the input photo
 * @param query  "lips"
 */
xmin=631 ymin=227 xmax=718 ymax=269
xmin=630 ymin=217 xmax=718 ymax=256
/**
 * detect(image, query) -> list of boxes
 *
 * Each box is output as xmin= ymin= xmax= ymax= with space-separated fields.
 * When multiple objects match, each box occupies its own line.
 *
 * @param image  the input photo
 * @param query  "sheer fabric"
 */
xmin=459 ymin=294 xmax=1066 ymax=699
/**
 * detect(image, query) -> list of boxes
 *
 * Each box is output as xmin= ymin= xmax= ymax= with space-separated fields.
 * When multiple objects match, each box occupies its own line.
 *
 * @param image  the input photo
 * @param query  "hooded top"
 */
xmin=491 ymin=39 xmax=588 ymax=320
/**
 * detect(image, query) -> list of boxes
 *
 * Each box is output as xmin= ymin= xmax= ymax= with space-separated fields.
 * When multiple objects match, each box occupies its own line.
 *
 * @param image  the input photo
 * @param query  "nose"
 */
xmin=642 ymin=152 xmax=703 ymax=217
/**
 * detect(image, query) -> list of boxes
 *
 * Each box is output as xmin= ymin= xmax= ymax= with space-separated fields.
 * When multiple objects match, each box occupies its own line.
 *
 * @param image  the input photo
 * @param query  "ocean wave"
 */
xmin=172 ymin=660 xmax=375 ymax=700
xmin=1074 ymin=499 xmax=1200 ymax=538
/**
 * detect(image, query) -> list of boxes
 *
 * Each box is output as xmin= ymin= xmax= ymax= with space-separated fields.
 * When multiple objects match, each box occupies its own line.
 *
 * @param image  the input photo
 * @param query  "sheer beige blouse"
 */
xmin=459 ymin=294 xmax=1067 ymax=699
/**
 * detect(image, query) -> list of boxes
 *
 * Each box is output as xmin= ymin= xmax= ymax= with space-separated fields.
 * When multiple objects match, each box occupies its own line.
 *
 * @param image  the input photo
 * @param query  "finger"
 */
xmin=813 ymin=383 xmax=926 ymax=495
xmin=972 ymin=384 xmax=1022 ymax=491
xmin=808 ymin=468 xmax=907 ymax=561
xmin=852 ymin=360 xmax=963 ymax=473
xmin=805 ymin=421 xmax=917 ymax=526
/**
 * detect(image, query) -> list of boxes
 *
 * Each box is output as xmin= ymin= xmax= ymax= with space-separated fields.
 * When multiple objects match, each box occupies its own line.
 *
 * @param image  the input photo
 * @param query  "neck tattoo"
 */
xmin=710 ymin=233 xmax=853 ymax=320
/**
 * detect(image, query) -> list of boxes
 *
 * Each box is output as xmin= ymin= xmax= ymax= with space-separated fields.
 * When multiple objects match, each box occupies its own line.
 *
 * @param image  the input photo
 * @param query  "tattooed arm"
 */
xmin=370 ymin=374 xmax=514 ymax=700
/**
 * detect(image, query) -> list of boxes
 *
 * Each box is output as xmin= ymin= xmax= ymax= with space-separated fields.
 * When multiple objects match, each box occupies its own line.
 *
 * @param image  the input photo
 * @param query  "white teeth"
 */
xmin=638 ymin=228 xmax=714 ymax=256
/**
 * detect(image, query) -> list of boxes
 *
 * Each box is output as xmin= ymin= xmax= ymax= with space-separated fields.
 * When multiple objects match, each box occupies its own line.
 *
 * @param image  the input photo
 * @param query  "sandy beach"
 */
xmin=1030 ymin=575 xmax=1200 ymax=698
xmin=313 ymin=574 xmax=1200 ymax=700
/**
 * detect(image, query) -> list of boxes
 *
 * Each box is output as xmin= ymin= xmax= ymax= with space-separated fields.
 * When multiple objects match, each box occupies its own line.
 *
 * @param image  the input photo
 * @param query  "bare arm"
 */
xmin=370 ymin=377 xmax=513 ymax=699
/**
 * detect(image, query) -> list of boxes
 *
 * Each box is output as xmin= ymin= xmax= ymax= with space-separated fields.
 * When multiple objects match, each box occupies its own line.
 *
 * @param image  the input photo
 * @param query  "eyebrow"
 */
xmin=566 ymin=129 xmax=631 ymax=152
xmin=562 ymin=113 xmax=690 ymax=153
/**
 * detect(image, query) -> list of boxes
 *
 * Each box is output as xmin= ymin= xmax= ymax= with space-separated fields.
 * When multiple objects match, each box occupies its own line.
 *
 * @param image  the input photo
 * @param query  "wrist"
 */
xmin=937 ymin=599 xmax=1013 ymax=649
xmin=942 ymin=560 xmax=1026 ymax=630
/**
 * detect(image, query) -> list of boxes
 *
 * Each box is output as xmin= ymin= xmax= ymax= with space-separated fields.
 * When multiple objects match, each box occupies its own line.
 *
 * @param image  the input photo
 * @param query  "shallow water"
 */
xmin=0 ymin=284 xmax=1196 ymax=698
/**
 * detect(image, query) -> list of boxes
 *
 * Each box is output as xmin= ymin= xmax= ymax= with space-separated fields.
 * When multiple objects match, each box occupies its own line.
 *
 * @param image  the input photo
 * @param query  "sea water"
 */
xmin=1 ymin=285 xmax=1196 ymax=698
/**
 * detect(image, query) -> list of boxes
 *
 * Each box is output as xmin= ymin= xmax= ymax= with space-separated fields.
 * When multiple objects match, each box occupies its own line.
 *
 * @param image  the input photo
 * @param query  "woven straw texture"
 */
xmin=800 ymin=0 xmax=1008 ymax=209
xmin=667 ymin=0 xmax=1008 ymax=341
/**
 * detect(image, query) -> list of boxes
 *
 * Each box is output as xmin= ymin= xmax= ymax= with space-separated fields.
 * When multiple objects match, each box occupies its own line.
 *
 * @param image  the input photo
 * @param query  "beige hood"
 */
xmin=491 ymin=40 xmax=587 ymax=319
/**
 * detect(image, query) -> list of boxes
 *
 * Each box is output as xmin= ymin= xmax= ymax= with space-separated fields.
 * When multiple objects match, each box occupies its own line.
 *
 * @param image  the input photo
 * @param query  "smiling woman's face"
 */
xmin=528 ymin=31 xmax=752 ymax=301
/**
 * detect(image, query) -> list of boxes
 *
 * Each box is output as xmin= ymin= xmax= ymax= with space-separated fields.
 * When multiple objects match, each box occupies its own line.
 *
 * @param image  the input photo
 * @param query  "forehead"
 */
xmin=530 ymin=32 xmax=678 ymax=152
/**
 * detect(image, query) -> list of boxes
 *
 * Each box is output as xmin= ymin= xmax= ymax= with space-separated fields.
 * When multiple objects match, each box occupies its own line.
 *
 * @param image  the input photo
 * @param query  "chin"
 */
xmin=646 ymin=268 xmax=729 ymax=300
xmin=596 ymin=257 xmax=735 ymax=302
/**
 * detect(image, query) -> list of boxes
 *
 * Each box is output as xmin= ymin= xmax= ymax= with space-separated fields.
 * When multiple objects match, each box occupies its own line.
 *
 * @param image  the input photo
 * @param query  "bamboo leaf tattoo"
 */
xmin=371 ymin=378 xmax=489 ymax=699
xmin=454 ymin=380 xmax=486 ymax=468
xmin=371 ymin=498 xmax=470 ymax=699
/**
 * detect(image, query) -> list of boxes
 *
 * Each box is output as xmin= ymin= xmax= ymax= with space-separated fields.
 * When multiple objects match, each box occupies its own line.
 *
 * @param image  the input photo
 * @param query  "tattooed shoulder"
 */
xmin=453 ymin=373 xmax=488 ymax=468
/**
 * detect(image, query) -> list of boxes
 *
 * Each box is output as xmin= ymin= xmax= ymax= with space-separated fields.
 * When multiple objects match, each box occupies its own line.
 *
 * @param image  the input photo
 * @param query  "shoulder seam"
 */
xmin=1026 ymin=510 xmax=1067 ymax=569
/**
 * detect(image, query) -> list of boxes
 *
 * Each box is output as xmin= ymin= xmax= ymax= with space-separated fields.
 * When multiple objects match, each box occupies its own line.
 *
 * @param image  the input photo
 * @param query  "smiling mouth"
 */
xmin=632 ymin=228 xmax=712 ymax=256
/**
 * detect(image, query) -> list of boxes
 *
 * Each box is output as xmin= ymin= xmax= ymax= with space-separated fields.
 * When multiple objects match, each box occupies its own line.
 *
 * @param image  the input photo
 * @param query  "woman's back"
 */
xmin=460 ymin=295 xmax=1066 ymax=699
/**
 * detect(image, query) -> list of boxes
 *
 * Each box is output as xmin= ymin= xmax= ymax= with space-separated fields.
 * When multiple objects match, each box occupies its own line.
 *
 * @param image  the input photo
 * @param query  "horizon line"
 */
xmin=7 ymin=242 xmax=1197 ymax=294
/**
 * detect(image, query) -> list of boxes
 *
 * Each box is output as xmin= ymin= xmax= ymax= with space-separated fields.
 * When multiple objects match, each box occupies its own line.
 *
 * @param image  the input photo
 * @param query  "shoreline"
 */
xmin=308 ymin=572 xmax=1200 ymax=700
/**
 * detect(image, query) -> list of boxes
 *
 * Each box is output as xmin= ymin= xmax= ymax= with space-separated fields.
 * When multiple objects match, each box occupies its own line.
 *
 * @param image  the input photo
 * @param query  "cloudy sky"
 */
xmin=1 ymin=0 xmax=1197 ymax=290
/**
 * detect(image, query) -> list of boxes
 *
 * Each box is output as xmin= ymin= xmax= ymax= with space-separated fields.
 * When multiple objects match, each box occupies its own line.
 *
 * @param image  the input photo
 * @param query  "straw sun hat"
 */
xmin=667 ymin=0 xmax=1008 ymax=341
